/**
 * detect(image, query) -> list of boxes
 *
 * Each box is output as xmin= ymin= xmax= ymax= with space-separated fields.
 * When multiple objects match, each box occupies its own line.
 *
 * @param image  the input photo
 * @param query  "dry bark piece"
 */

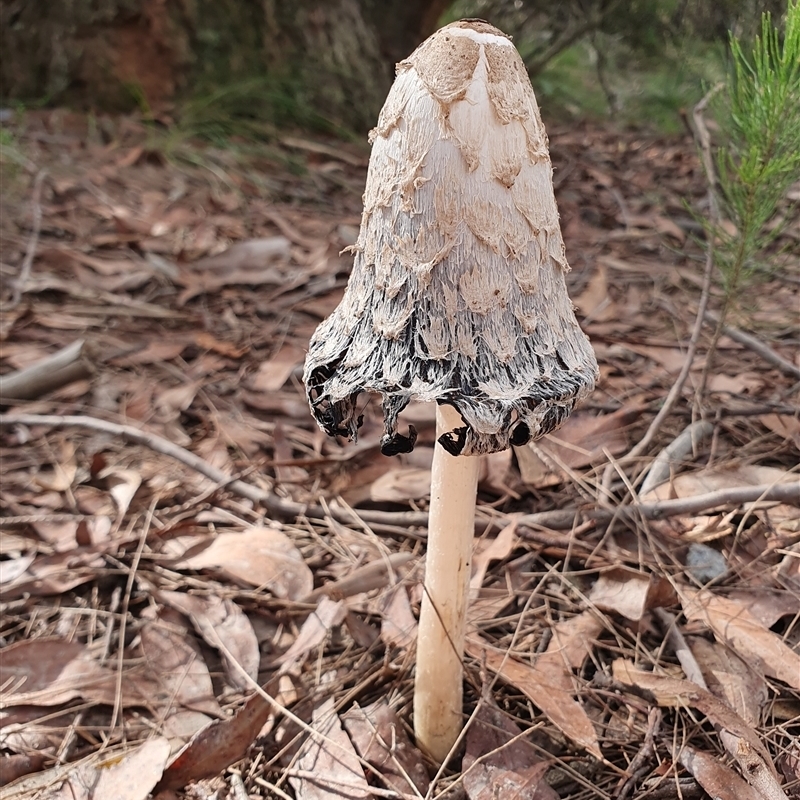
xmin=303 ymin=20 xmax=598 ymax=458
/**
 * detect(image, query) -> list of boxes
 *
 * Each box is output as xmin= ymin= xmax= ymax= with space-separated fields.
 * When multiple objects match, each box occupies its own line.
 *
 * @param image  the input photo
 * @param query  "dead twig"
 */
xmin=615 ymin=707 xmax=661 ymax=800
xmin=109 ymin=499 xmax=155 ymax=733
xmin=654 ymin=609 xmax=707 ymax=688
xmin=639 ymin=421 xmax=715 ymax=495
xmin=704 ymin=311 xmax=800 ymax=380
xmin=0 ymin=411 xmax=270 ymax=504
xmin=1 ymin=413 xmax=797 ymax=535
xmin=5 ymin=169 xmax=46 ymax=309
xmin=0 ymin=339 xmax=97 ymax=402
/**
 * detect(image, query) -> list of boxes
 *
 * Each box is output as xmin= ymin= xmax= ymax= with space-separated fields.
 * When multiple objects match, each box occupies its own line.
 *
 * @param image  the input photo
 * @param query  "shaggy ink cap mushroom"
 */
xmin=304 ymin=20 xmax=599 ymax=457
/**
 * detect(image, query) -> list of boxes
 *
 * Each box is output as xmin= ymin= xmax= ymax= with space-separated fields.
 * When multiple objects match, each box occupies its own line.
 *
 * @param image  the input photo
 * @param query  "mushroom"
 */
xmin=303 ymin=19 xmax=598 ymax=763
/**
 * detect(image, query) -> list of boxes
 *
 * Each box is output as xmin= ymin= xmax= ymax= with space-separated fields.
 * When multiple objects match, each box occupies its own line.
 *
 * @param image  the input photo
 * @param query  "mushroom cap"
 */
xmin=304 ymin=20 xmax=598 ymax=457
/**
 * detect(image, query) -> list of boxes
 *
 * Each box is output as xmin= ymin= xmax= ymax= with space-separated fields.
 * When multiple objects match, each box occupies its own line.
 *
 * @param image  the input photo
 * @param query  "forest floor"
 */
xmin=0 ymin=109 xmax=799 ymax=800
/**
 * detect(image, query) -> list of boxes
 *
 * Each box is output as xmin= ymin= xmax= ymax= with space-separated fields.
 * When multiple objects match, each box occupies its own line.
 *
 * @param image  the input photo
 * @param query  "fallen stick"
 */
xmin=639 ymin=420 xmax=714 ymax=495
xmin=0 ymin=413 xmax=797 ymax=532
xmin=0 ymin=340 xmax=96 ymax=402
xmin=704 ymin=311 xmax=800 ymax=380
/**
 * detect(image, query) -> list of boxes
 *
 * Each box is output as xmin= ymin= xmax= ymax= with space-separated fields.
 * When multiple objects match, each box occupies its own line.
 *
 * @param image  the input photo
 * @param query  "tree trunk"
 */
xmin=0 ymin=0 xmax=450 ymax=131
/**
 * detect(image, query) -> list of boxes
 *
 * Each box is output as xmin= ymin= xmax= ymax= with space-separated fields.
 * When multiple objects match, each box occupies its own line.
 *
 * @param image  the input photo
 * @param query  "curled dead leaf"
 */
xmin=589 ymin=567 xmax=677 ymax=621
xmin=463 ymin=695 xmax=557 ymax=800
xmin=288 ymin=698 xmax=373 ymax=800
xmin=680 ymin=588 xmax=800 ymax=691
xmin=342 ymin=699 xmax=430 ymax=796
xmin=175 ymin=526 xmax=313 ymax=600
xmin=467 ymin=611 xmax=604 ymax=760
xmin=155 ymin=590 xmax=260 ymax=691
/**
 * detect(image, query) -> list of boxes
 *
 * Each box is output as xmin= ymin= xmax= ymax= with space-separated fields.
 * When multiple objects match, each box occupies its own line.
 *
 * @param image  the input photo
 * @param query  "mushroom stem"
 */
xmin=414 ymin=403 xmax=481 ymax=763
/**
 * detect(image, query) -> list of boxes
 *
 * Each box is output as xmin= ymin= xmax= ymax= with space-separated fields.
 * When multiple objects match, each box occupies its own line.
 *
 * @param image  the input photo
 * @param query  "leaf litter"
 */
xmin=0 ymin=110 xmax=798 ymax=798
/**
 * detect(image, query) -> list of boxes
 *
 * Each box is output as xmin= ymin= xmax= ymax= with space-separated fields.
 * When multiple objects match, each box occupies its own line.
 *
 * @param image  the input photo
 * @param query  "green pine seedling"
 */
xmin=709 ymin=0 xmax=800 ymax=317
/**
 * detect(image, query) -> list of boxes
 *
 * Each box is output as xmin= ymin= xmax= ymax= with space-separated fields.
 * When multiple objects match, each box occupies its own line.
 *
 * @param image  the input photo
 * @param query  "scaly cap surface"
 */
xmin=304 ymin=20 xmax=598 ymax=456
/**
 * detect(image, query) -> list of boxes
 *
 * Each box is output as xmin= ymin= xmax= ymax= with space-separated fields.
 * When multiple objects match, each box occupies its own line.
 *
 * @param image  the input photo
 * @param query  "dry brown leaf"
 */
xmin=0 ymin=554 xmax=36 ymax=585
xmin=34 ymin=442 xmax=77 ymax=492
xmin=156 ymin=691 xmax=272 ymax=792
xmin=0 ymin=704 xmax=73 ymax=755
xmin=272 ymin=422 xmax=308 ymax=485
xmin=652 ymin=214 xmax=687 ymax=242
xmin=515 ymin=404 xmax=641 ymax=488
xmin=306 ymin=552 xmax=415 ymax=602
xmin=648 ymin=464 xmax=798 ymax=500
xmin=689 ymin=637 xmax=767 ymax=726
xmin=175 ymin=526 xmax=313 ymax=600
xmin=612 ymin=659 xmax=774 ymax=766
xmin=479 ymin=446 xmax=514 ymax=496
xmin=380 ymin=585 xmax=418 ymax=650
xmin=250 ymin=343 xmax=305 ymax=392
xmin=724 ymin=589 xmax=800 ymax=629
xmin=15 ymin=738 xmax=170 ymax=800
xmin=342 ymin=699 xmax=430 ymax=796
xmin=160 ymin=710 xmax=215 ymax=754
xmin=0 ymin=638 xmax=148 ymax=709
xmin=468 ymin=588 xmax=516 ymax=626
xmin=155 ymin=590 xmax=260 ymax=691
xmin=679 ymin=745 xmax=763 ymax=800
xmin=463 ymin=695 xmax=558 ymax=800
xmin=345 ymin=611 xmax=380 ymax=649
xmin=29 ymin=520 xmax=79 ymax=552
xmin=155 ymin=381 xmax=201 ymax=415
xmin=289 ymin=697 xmax=373 ymax=800
xmin=188 ymin=236 xmax=290 ymax=271
xmin=193 ymin=330 xmax=248 ymax=359
xmin=467 ymin=612 xmax=604 ymax=760
xmin=274 ymin=596 xmax=346 ymax=674
xmin=75 ymin=515 xmax=114 ymax=547
xmin=0 ymin=753 xmax=46 ymax=787
xmin=589 ymin=567 xmax=677 ymax=621
xmin=368 ymin=466 xmax=432 ymax=504
xmin=177 ymin=264 xmax=286 ymax=304
xmin=627 ymin=343 xmax=698 ymax=374
xmin=680 ymin=588 xmax=800 ymax=691
xmin=776 ymin=742 xmax=800 ymax=787
xmin=213 ymin=413 xmax=274 ymax=457
xmin=642 ymin=464 xmax=800 ymax=529
xmin=614 ymin=658 xmax=788 ymax=800
xmin=0 ymin=548 xmax=107 ymax=599
xmin=470 ymin=520 xmax=518 ymax=595
xmin=760 ymin=413 xmax=800 ymax=450
xmin=241 ymin=389 xmax=309 ymax=419
xmin=138 ymin=610 xmax=222 ymax=716
xmin=706 ymin=372 xmax=763 ymax=395
xmin=98 ymin=466 xmax=142 ymax=519
xmin=108 ymin=340 xmax=188 ymax=367
xmin=574 ymin=263 xmax=614 ymax=321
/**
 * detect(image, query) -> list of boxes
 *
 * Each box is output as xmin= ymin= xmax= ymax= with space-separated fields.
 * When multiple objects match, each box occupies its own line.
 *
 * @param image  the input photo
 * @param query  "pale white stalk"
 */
xmin=413 ymin=404 xmax=481 ymax=763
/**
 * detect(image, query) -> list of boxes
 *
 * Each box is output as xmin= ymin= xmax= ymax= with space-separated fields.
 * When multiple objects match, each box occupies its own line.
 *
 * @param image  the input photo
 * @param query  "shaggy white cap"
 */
xmin=304 ymin=20 xmax=598 ymax=457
